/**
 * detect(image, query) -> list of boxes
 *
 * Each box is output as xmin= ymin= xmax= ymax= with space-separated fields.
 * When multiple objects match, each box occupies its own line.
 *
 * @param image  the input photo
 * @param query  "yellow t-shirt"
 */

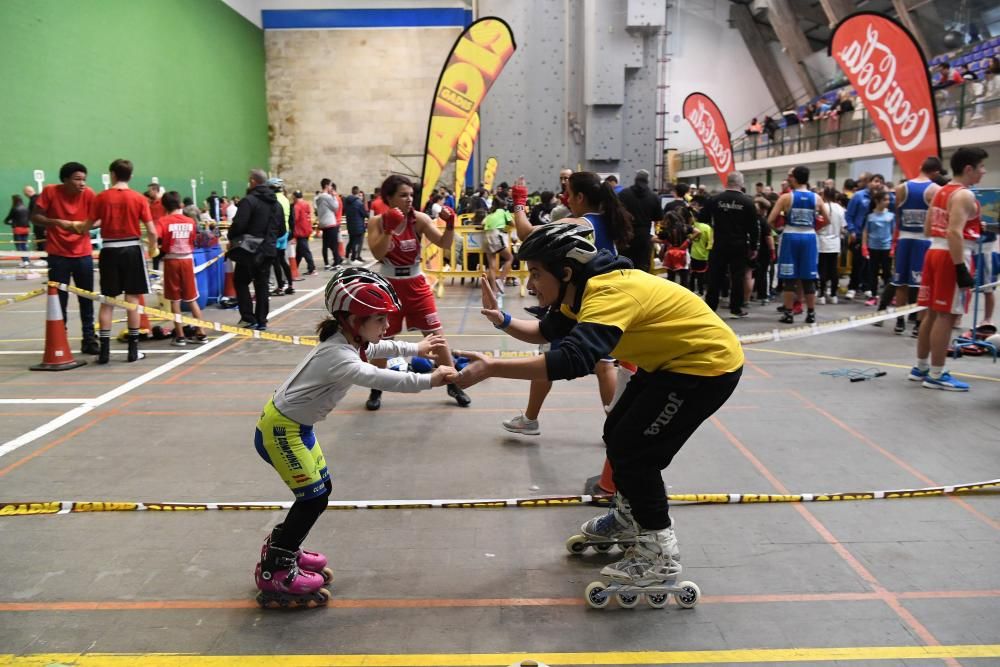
xmin=561 ymin=269 xmax=744 ymax=376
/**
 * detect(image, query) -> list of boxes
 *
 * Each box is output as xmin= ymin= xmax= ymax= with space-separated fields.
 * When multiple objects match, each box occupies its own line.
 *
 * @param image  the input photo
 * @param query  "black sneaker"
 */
xmin=127 ymin=339 xmax=145 ymax=363
xmin=893 ymin=317 xmax=906 ymax=334
xmin=729 ymin=310 xmax=750 ymax=319
xmin=911 ymin=322 xmax=921 ymax=338
xmin=805 ymin=311 xmax=816 ymax=324
xmin=366 ymin=389 xmax=382 ymax=411
xmin=97 ymin=338 xmax=111 ymax=365
xmin=284 ymin=287 xmax=295 ymax=295
xmin=81 ymin=337 xmax=100 ymax=356
xmin=779 ymin=311 xmax=794 ymax=324
xmin=447 ymin=383 xmax=471 ymax=407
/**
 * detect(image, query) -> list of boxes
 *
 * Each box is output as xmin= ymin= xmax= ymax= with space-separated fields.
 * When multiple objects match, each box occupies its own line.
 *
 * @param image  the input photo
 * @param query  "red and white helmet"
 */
xmin=324 ymin=266 xmax=401 ymax=317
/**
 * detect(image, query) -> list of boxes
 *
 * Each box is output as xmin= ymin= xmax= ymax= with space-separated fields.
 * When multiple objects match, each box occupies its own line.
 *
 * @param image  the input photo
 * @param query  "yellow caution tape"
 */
xmin=50 ymin=282 xmax=319 ymax=346
xmin=2 ymin=479 xmax=996 ymax=516
xmin=0 ymin=287 xmax=47 ymax=309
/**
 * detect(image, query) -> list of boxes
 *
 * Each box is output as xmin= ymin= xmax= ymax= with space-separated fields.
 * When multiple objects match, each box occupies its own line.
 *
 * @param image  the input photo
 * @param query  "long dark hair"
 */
xmin=316 ymin=316 xmax=342 ymax=342
xmin=567 ymin=171 xmax=633 ymax=250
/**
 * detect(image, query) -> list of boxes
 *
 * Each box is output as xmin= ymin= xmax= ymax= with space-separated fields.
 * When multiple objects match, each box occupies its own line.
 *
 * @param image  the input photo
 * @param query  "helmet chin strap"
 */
xmin=338 ymin=314 xmax=368 ymax=362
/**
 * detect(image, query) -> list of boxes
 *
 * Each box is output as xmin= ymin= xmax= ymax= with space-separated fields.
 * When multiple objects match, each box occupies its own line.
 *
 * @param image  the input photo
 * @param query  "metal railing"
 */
xmin=679 ymin=83 xmax=1000 ymax=172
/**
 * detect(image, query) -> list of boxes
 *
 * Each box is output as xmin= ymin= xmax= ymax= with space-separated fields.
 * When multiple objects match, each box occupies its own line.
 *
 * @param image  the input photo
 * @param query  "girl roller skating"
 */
xmin=457 ymin=223 xmax=744 ymax=609
xmin=253 ymin=266 xmax=458 ymax=608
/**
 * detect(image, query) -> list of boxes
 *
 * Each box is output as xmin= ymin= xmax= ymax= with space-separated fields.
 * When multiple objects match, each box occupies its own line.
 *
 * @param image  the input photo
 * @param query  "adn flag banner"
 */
xmin=421 ymin=17 xmax=515 ymax=195
xmin=482 ymin=156 xmax=498 ymax=192
xmin=829 ymin=12 xmax=940 ymax=179
xmin=455 ymin=112 xmax=480 ymax=198
xmin=682 ymin=93 xmax=733 ymax=185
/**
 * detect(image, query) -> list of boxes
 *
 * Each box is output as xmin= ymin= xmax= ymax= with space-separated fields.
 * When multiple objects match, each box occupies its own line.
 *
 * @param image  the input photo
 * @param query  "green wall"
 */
xmin=0 ymin=0 xmax=268 ymax=242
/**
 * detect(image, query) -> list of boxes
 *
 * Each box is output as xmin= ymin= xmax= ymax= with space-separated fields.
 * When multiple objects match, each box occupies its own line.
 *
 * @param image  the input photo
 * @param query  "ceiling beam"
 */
xmin=765 ymin=0 xmax=821 ymax=98
xmin=890 ymin=0 xmax=931 ymax=58
xmin=818 ymin=0 xmax=856 ymax=27
xmin=729 ymin=2 xmax=796 ymax=110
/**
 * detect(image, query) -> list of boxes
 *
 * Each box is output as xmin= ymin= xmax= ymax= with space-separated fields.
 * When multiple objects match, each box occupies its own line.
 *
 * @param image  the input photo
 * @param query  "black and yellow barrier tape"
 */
xmin=50 ymin=282 xmax=320 ymax=346
xmin=2 ymin=478 xmax=996 ymax=516
xmin=0 ymin=287 xmax=47 ymax=309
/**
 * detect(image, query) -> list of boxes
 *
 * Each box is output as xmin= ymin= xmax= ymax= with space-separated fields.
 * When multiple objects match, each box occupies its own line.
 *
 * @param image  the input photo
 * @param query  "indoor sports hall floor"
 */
xmin=0 ymin=251 xmax=998 ymax=667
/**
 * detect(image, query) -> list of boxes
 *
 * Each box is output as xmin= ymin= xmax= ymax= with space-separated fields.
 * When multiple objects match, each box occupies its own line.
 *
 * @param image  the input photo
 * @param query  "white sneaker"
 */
xmin=817 ymin=296 xmax=826 ymax=305
xmin=502 ymin=413 xmax=539 ymax=435
xmin=863 ymin=290 xmax=873 ymax=298
xmin=845 ymin=290 xmax=856 ymax=300
xmin=829 ymin=295 xmax=838 ymax=305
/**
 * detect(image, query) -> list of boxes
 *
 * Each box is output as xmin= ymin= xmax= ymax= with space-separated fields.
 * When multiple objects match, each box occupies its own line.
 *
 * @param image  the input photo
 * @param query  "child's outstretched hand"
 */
xmin=417 ymin=333 xmax=447 ymax=358
xmin=480 ymin=273 xmax=504 ymax=327
xmin=430 ymin=365 xmax=459 ymax=387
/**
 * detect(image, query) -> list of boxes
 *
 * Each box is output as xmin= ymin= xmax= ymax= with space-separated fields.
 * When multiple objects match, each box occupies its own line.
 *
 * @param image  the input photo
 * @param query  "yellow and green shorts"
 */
xmin=254 ymin=399 xmax=330 ymax=500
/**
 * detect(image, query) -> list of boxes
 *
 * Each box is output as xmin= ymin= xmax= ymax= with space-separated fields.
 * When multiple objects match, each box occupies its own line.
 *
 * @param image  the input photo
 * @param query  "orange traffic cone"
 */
xmin=288 ymin=242 xmax=300 ymax=281
xmin=220 ymin=258 xmax=237 ymax=307
xmin=31 ymin=286 xmax=87 ymax=371
xmin=137 ymin=295 xmax=152 ymax=332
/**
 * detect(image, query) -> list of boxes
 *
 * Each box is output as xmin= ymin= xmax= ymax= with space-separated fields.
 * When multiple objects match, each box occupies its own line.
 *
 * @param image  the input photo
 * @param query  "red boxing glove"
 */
xmin=861 ymin=244 xmax=870 ymax=259
xmin=382 ymin=207 xmax=405 ymax=233
xmin=511 ymin=185 xmax=528 ymax=207
xmin=439 ymin=206 xmax=456 ymax=230
xmin=775 ymin=212 xmax=786 ymax=229
xmin=814 ymin=213 xmax=829 ymax=230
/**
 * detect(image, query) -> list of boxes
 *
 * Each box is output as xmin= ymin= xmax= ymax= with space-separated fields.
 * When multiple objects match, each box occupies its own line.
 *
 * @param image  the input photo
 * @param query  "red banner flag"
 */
xmin=682 ymin=93 xmax=734 ymax=185
xmin=829 ymin=12 xmax=940 ymax=180
xmin=421 ymin=17 xmax=516 ymax=194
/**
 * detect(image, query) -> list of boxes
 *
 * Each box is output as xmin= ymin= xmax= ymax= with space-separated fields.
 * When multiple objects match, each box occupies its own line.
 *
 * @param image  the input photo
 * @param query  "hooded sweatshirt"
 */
xmin=229 ymin=184 xmax=285 ymax=257
xmin=540 ymin=251 xmax=743 ymax=380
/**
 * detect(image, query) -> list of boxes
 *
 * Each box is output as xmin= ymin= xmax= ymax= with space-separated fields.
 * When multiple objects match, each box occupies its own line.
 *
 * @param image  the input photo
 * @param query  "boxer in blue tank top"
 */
xmin=767 ymin=166 xmax=828 ymax=324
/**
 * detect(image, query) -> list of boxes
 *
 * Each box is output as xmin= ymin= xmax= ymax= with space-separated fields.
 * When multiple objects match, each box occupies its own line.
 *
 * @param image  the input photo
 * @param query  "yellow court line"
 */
xmin=747 ymin=347 xmax=1000 ymax=383
xmin=2 ymin=645 xmax=999 ymax=666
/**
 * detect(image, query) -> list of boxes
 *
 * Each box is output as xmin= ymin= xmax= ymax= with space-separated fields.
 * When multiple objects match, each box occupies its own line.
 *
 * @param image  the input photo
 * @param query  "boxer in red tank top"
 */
xmin=912 ymin=146 xmax=988 ymax=392
xmin=365 ymin=174 xmax=470 ymax=410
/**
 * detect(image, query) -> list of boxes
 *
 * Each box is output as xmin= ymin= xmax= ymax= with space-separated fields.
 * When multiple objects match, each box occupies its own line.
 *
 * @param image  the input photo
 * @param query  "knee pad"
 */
xmin=802 ymin=281 xmax=816 ymax=295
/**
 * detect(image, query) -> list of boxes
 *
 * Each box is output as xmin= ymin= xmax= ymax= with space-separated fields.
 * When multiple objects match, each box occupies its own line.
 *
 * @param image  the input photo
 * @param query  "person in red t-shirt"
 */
xmin=72 ymin=159 xmax=157 ymax=364
xmin=292 ymin=190 xmax=317 ymax=275
xmin=30 ymin=161 xmax=99 ymax=355
xmin=159 ymin=191 xmax=208 ymax=347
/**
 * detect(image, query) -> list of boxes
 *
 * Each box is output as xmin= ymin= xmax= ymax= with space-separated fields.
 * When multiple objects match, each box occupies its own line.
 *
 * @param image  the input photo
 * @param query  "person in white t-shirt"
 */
xmin=817 ymin=187 xmax=845 ymax=304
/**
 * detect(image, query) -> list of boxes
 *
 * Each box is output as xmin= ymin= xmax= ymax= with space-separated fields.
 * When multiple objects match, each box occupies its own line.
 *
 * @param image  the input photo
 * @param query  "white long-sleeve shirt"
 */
xmin=272 ymin=332 xmax=431 ymax=425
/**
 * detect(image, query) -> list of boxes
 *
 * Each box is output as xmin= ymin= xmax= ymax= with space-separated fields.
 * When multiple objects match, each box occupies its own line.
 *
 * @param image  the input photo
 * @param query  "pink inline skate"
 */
xmin=262 ymin=525 xmax=334 ymax=583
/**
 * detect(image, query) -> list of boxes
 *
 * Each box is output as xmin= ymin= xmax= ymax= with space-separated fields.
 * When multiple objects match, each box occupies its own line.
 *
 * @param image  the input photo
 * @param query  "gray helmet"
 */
xmin=516 ymin=222 xmax=597 ymax=266
xmin=265 ymin=177 xmax=284 ymax=190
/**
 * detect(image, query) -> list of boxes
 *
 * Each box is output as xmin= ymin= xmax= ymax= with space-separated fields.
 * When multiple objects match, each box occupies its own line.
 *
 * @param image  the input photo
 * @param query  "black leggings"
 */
xmin=274 ymin=480 xmax=332 ymax=551
xmin=867 ymin=248 xmax=892 ymax=293
xmin=272 ymin=249 xmax=293 ymax=288
xmin=605 ymin=367 xmax=742 ymax=530
xmin=818 ymin=252 xmax=839 ymax=296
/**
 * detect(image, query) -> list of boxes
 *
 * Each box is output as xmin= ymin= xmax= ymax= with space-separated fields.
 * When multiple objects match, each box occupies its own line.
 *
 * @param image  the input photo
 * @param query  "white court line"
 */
xmin=0 ymin=398 xmax=91 ymax=404
xmin=0 ymin=285 xmax=326 ymax=459
xmin=0 ymin=350 xmax=188 ymax=355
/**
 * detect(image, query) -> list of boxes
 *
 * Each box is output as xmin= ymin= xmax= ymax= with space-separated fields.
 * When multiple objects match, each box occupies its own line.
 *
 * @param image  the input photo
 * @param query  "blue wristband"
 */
xmin=494 ymin=311 xmax=512 ymax=330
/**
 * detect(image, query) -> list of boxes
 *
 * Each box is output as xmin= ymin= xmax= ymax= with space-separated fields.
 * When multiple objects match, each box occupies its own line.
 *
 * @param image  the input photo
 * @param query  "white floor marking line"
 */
xmin=0 ymin=285 xmax=326 ymax=460
xmin=0 ymin=398 xmax=92 ymax=404
xmin=0 ymin=350 xmax=187 ymax=355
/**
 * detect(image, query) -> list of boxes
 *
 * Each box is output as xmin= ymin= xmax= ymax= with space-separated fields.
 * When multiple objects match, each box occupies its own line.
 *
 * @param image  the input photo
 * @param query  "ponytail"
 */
xmin=567 ymin=171 xmax=633 ymax=251
xmin=316 ymin=316 xmax=342 ymax=342
xmin=599 ymin=180 xmax=633 ymax=250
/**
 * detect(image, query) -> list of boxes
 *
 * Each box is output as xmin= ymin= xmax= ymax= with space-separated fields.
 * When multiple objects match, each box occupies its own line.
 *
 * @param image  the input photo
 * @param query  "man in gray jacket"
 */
xmin=316 ymin=179 xmax=341 ymax=269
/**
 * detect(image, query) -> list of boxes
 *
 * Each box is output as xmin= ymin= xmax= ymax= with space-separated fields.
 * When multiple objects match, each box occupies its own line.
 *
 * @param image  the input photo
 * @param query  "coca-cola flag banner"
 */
xmin=830 ymin=12 xmax=940 ymax=179
xmin=682 ymin=93 xmax=734 ymax=185
xmin=421 ymin=18 xmax=515 ymax=193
